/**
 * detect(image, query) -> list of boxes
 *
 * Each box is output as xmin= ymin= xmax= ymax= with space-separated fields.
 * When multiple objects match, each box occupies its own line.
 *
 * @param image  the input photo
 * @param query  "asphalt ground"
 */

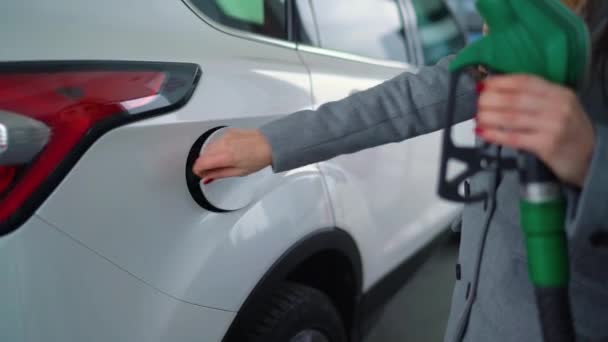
xmin=363 ymin=237 xmax=460 ymax=342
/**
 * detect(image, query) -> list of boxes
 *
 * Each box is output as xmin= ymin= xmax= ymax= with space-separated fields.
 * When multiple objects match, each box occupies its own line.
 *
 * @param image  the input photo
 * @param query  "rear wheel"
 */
xmin=247 ymin=282 xmax=347 ymax=342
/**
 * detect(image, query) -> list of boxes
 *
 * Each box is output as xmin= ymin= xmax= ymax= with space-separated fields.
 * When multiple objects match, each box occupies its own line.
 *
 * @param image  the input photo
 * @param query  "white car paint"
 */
xmin=0 ymin=0 xmax=471 ymax=341
xmin=0 ymin=216 xmax=234 ymax=342
xmin=296 ymin=45 xmax=459 ymax=287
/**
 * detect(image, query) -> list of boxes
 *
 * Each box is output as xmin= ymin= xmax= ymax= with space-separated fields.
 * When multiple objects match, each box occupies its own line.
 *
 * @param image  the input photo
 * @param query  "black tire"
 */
xmin=246 ymin=282 xmax=348 ymax=342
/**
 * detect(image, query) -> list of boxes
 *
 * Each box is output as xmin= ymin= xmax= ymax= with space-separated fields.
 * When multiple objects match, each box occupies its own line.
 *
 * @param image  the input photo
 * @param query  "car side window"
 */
xmin=190 ymin=0 xmax=288 ymax=40
xmin=308 ymin=0 xmax=409 ymax=63
xmin=411 ymin=0 xmax=467 ymax=65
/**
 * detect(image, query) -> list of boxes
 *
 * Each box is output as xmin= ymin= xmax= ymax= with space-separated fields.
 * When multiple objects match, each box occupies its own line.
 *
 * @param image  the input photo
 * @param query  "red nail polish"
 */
xmin=203 ymin=178 xmax=214 ymax=185
xmin=476 ymin=82 xmax=486 ymax=93
xmin=475 ymin=127 xmax=485 ymax=135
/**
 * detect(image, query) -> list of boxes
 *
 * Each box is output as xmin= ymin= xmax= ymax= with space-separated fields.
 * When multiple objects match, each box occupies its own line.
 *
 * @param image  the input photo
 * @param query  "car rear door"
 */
xmin=399 ymin=0 xmax=473 ymax=244
xmin=293 ymin=0 xmax=440 ymax=288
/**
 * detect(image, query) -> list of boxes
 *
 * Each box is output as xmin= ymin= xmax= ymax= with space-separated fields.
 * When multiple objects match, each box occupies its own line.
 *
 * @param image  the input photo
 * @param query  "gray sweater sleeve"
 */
xmin=260 ymin=55 xmax=478 ymax=172
xmin=566 ymin=125 xmax=608 ymax=237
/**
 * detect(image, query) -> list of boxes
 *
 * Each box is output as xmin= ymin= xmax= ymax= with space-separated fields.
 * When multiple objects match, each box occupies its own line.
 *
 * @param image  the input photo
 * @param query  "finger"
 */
xmin=483 ymin=75 xmax=555 ymax=96
xmin=477 ymin=125 xmax=542 ymax=154
xmin=193 ymin=153 xmax=232 ymax=175
xmin=478 ymin=89 xmax=557 ymax=115
xmin=483 ymin=75 xmax=574 ymax=107
xmin=201 ymin=167 xmax=244 ymax=183
xmin=476 ymin=109 xmax=544 ymax=132
xmin=194 ymin=168 xmax=216 ymax=180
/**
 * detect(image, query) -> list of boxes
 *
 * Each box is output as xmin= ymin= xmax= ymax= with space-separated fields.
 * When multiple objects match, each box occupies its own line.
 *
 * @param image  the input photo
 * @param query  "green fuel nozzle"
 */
xmin=437 ymin=1 xmax=591 ymax=341
xmin=450 ymin=0 xmax=589 ymax=88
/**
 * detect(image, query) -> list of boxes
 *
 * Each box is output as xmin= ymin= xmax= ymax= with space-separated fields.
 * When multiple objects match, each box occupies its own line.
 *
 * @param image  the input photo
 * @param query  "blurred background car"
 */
xmin=410 ymin=0 xmax=469 ymax=64
xmin=0 ymin=1 xmax=472 ymax=341
xmin=446 ymin=0 xmax=485 ymax=41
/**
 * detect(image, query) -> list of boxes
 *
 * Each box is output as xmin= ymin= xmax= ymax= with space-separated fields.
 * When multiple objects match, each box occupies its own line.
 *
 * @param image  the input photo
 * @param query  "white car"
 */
xmin=0 ymin=1 xmax=469 ymax=341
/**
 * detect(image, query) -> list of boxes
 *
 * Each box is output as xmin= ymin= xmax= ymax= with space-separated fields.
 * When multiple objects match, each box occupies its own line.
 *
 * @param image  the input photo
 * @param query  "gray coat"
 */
xmin=260 ymin=16 xmax=608 ymax=342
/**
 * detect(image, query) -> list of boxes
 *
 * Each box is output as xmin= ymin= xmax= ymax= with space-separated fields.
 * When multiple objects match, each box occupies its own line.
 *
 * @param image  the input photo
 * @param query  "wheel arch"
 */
xmin=221 ymin=227 xmax=363 ymax=342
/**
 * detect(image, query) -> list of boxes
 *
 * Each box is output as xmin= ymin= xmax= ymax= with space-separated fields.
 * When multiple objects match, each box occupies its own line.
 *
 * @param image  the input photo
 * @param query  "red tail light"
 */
xmin=0 ymin=166 xmax=16 ymax=194
xmin=0 ymin=61 xmax=200 ymax=234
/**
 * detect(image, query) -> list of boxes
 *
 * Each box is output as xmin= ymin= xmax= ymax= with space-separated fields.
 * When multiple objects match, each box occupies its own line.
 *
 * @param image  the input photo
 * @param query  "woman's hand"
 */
xmin=192 ymin=128 xmax=272 ymax=184
xmin=476 ymin=75 xmax=595 ymax=187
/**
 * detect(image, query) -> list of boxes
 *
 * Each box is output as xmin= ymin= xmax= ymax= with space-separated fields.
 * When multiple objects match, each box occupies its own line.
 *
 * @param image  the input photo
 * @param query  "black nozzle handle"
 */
xmin=535 ymin=287 xmax=576 ymax=342
xmin=437 ymin=68 xmax=517 ymax=203
xmin=519 ymin=152 xmax=559 ymax=185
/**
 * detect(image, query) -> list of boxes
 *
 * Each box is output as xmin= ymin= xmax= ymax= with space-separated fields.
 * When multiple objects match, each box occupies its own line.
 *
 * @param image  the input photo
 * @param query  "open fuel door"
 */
xmin=186 ymin=127 xmax=274 ymax=212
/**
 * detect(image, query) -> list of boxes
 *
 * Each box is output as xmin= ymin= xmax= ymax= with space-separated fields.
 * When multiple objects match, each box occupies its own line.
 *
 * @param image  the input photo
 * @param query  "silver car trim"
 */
xmin=396 ymin=0 xmax=422 ymax=64
xmin=297 ymin=45 xmax=416 ymax=70
xmin=400 ymin=0 xmax=426 ymax=65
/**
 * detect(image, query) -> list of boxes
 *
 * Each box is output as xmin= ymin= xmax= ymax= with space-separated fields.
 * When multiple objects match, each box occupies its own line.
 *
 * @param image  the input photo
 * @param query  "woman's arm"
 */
xmin=261 ymin=55 xmax=478 ymax=172
xmin=193 ymin=55 xmax=478 ymax=181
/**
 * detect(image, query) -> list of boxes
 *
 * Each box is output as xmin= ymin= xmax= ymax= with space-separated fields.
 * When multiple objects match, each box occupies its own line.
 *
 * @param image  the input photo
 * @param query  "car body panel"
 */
xmin=295 ymin=46 xmax=462 ymax=289
xmin=36 ymin=121 xmax=333 ymax=310
xmin=0 ymin=216 xmax=234 ymax=342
